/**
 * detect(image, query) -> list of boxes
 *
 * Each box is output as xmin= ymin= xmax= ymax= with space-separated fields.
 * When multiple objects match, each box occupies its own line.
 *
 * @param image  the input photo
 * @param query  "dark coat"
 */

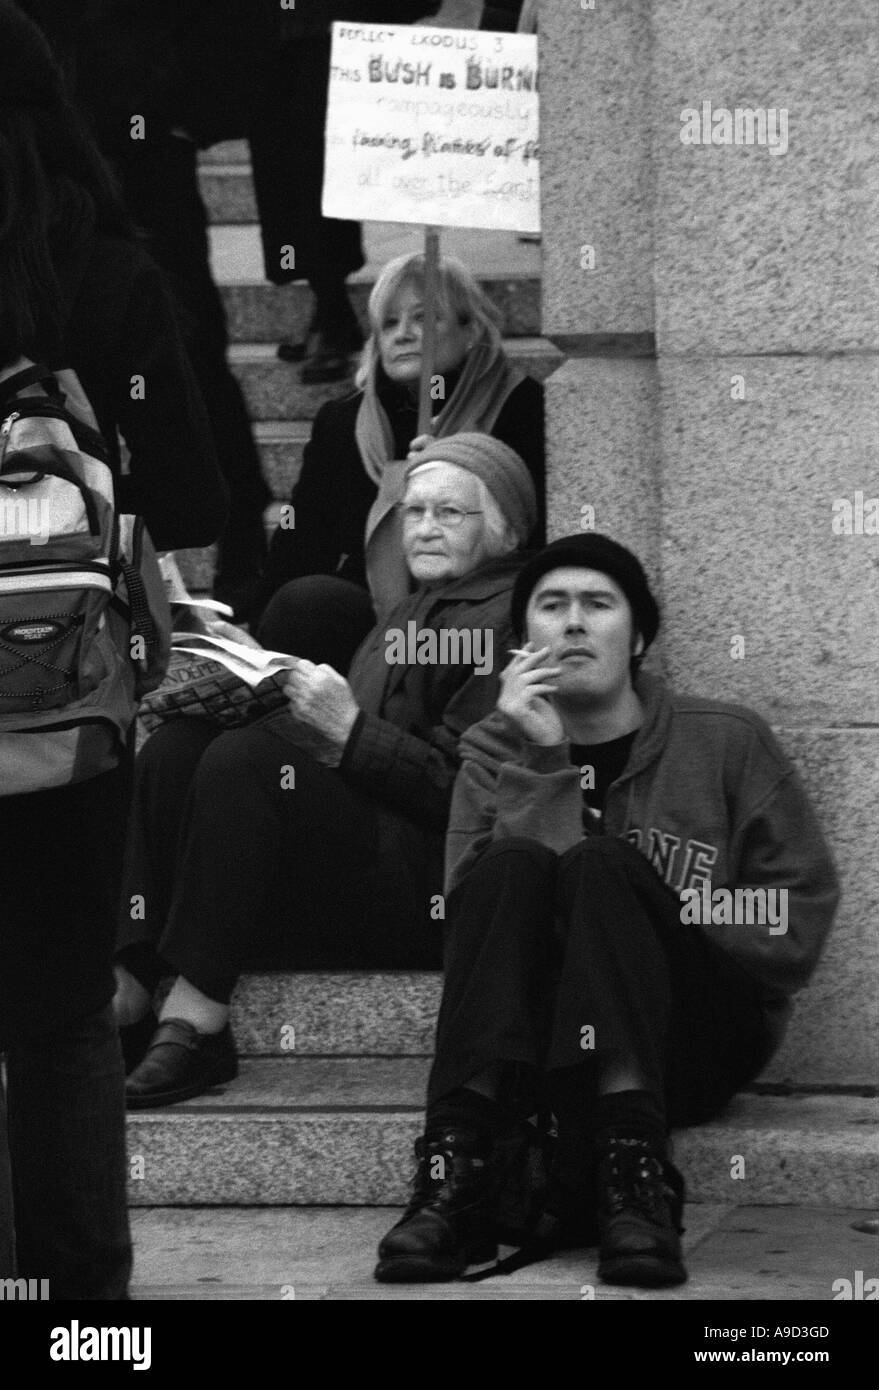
xmin=38 ymin=1 xmax=270 ymax=152
xmin=259 ymin=371 xmax=545 ymax=612
xmin=248 ymin=3 xmax=442 ymax=284
xmin=338 ymin=547 xmax=524 ymax=918
xmin=56 ymin=233 xmax=228 ymax=551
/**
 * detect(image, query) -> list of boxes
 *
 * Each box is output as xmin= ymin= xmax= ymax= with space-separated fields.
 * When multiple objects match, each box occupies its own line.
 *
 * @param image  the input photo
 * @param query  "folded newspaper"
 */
xmin=139 ymin=557 xmax=299 ymax=731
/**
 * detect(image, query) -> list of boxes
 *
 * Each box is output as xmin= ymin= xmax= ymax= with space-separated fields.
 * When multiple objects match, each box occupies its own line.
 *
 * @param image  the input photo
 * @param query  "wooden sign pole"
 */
xmin=416 ymin=226 xmax=440 ymax=437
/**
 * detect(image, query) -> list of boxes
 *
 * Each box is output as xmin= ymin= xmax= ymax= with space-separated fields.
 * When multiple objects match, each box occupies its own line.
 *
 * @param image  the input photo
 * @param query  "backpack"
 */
xmin=0 ymin=359 xmax=171 ymax=794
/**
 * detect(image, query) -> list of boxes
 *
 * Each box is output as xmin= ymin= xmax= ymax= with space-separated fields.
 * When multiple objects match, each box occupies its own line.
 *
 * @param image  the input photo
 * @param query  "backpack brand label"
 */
xmin=2 ymin=620 xmax=66 ymax=644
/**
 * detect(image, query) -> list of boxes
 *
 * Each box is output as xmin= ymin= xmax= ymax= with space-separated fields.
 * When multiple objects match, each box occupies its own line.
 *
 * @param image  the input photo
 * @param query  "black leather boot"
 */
xmin=374 ymin=1127 xmax=498 ymax=1283
xmin=595 ymin=1136 xmax=687 ymax=1287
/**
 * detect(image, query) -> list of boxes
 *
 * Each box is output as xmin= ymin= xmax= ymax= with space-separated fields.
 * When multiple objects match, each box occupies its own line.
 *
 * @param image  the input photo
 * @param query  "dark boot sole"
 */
xmin=374 ymin=1239 xmax=498 ymax=1284
xmin=597 ymin=1252 xmax=687 ymax=1287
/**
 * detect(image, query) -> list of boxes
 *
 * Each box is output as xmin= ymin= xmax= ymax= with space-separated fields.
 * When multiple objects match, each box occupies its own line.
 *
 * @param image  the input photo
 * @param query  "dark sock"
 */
xmin=426 ymin=1086 xmax=503 ymax=1143
xmin=593 ymin=1089 xmax=667 ymax=1152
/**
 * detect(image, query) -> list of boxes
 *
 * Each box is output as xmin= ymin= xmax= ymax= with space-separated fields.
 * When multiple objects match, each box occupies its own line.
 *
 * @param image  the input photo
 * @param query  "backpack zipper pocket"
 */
xmin=0 ymin=566 xmax=113 ymax=711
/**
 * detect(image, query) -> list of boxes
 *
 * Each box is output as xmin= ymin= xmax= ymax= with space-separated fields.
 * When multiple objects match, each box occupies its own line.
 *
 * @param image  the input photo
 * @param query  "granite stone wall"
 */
xmin=540 ymin=0 xmax=878 ymax=1084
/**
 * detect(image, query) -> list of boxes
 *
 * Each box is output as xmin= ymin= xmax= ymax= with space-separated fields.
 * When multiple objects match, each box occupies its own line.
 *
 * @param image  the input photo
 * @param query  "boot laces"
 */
xmin=602 ymin=1139 xmax=673 ymax=1224
xmin=404 ymin=1131 xmax=487 ymax=1216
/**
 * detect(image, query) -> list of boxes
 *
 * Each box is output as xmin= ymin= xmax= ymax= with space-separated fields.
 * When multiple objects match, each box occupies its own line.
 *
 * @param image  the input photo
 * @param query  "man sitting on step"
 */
xmin=375 ymin=533 xmax=839 ymax=1288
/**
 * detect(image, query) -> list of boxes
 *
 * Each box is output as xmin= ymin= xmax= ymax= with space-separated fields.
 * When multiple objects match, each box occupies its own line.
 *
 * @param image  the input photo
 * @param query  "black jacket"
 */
xmin=56 ymin=234 xmax=228 ymax=551
xmin=260 ymin=373 xmax=545 ymax=610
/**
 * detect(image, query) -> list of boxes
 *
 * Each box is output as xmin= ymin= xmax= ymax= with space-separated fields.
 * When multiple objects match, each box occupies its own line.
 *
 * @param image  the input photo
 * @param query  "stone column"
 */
xmin=540 ymin=0 xmax=878 ymax=1083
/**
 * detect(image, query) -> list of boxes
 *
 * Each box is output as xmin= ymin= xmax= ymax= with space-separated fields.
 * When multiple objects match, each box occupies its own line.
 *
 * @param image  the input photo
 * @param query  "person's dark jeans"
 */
xmin=3 ymin=1004 xmax=131 ymax=1299
xmin=429 ymin=835 xmax=776 ymax=1127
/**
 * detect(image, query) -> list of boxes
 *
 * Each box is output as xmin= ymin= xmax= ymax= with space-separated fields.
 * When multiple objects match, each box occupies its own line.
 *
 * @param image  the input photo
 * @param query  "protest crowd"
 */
xmin=0 ymin=0 xmax=840 ymax=1303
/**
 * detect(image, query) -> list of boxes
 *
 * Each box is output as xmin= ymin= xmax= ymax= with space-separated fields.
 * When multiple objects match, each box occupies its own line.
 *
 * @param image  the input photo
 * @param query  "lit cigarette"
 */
xmin=507 ymin=648 xmax=532 ymax=656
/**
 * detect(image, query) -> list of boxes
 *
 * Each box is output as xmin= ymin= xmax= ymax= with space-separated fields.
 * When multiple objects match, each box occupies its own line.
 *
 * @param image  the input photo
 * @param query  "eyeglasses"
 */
xmin=396 ymin=503 xmax=483 ymax=530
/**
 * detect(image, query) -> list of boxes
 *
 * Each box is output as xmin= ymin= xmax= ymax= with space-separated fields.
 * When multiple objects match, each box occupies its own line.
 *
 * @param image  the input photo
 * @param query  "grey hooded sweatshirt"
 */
xmin=445 ymin=672 xmax=840 ymax=1045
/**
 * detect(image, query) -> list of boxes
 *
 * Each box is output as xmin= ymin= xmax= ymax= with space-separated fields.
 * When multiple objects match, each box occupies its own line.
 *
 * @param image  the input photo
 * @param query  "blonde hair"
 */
xmin=355 ymin=252 xmax=504 ymax=390
xmin=404 ymin=461 xmax=519 ymax=558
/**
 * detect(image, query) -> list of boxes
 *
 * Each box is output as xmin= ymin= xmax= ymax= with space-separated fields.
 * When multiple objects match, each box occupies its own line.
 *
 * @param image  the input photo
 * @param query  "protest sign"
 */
xmin=322 ymin=25 xmax=540 ymax=233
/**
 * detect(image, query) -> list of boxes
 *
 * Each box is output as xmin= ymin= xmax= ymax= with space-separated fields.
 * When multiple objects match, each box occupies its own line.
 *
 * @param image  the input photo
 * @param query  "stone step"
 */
xmin=230 ymin=971 xmax=439 ymax=1057
xmin=200 ymin=162 xmax=256 ymax=224
xmin=173 ymin=545 xmax=217 ymax=594
xmin=125 ymin=1060 xmax=879 ymax=1208
xmin=200 ymin=140 xmax=248 ymax=165
xmin=254 ymin=420 xmax=312 ymax=499
xmin=128 ymin=1203 xmax=879 ymax=1301
xmin=228 ymin=337 xmax=561 ymax=422
xmin=220 ymin=274 xmax=541 ymax=344
xmin=160 ymin=965 xmax=879 ymax=1088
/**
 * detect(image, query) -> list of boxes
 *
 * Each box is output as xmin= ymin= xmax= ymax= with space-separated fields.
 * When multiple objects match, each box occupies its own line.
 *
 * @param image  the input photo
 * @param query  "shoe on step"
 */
xmin=595 ymin=1135 xmax=687 ymax=1287
xmin=299 ymin=326 xmax=364 ymax=384
xmin=374 ymin=1127 xmax=498 ymax=1283
xmin=125 ymin=1018 xmax=238 ymax=1109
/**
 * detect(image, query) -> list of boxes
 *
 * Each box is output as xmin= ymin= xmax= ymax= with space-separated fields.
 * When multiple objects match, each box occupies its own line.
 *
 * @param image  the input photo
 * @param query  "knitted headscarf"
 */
xmin=404 ymin=433 xmax=536 ymax=546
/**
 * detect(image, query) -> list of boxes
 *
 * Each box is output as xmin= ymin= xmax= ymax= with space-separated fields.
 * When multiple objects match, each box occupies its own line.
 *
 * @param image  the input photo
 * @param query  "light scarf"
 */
xmin=356 ymin=338 xmax=524 ymax=619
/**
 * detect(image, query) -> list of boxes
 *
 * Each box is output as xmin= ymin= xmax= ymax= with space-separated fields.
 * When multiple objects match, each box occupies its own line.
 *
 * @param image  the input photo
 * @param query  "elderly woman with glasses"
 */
xmin=252 ymin=250 xmax=545 ymax=668
xmin=115 ymin=433 xmax=538 ymax=1107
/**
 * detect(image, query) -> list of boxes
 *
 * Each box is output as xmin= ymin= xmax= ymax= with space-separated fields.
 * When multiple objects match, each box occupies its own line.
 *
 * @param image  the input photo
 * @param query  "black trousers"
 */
xmin=114 ymin=129 xmax=270 ymax=581
xmin=248 ymin=38 xmax=364 ymax=296
xmin=117 ymin=716 xmax=441 ymax=1003
xmin=428 ymin=836 xmax=775 ymax=1129
xmin=0 ymin=769 xmax=132 ymax=1298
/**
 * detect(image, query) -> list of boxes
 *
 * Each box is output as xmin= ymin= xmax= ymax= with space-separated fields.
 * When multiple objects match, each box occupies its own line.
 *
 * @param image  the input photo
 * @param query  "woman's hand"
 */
xmin=207 ymin=618 xmax=263 ymax=651
xmin=497 ymin=644 xmax=565 ymax=746
xmin=282 ymin=661 xmax=360 ymax=766
xmin=406 ymin=432 xmax=434 ymax=459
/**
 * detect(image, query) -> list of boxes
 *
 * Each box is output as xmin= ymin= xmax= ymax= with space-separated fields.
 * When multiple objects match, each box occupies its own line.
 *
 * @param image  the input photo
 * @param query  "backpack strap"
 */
xmin=0 ymin=364 xmax=61 ymax=405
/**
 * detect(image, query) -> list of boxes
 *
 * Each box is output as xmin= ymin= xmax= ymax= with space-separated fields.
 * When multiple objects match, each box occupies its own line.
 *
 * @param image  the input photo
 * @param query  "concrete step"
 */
xmin=126 ymin=1059 xmax=879 ymax=1208
xmin=201 ymin=163 xmax=256 ymax=225
xmin=253 ymin=419 xmax=311 ymax=499
xmin=130 ymin=1202 xmax=878 ymax=1301
xmin=228 ymin=337 xmax=561 ymax=422
xmin=220 ymin=274 xmax=542 ymax=344
xmin=230 ymin=971 xmax=440 ymax=1057
xmin=200 ymin=140 xmax=248 ymax=165
xmin=173 ymin=545 xmax=217 ymax=594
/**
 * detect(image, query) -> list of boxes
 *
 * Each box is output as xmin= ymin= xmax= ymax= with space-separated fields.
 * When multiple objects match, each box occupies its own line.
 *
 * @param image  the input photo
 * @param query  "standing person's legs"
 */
xmin=0 ymin=768 xmax=132 ymax=1299
xmin=118 ymin=130 xmax=270 ymax=616
xmin=6 ymin=1006 xmax=131 ymax=1299
xmin=0 ymin=1075 xmax=14 ymax=1278
xmin=248 ymin=40 xmax=364 ymax=378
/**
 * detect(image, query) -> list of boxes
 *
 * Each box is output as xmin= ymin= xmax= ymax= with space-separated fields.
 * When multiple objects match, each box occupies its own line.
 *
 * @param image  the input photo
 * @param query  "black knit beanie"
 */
xmin=510 ymin=533 xmax=660 ymax=648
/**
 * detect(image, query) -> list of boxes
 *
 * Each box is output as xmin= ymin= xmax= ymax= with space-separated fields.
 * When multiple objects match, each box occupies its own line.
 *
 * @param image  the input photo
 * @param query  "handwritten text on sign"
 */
xmin=322 ymin=25 xmax=540 ymax=233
